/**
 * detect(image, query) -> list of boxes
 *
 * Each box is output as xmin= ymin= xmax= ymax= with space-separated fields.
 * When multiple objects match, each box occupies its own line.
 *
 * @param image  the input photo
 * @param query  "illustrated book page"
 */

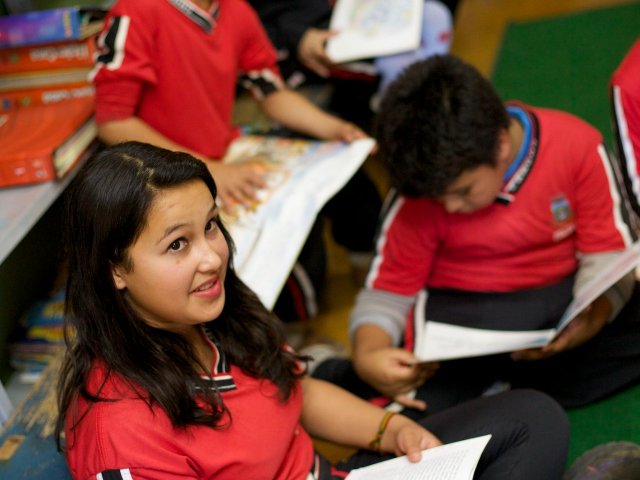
xmin=415 ymin=241 xmax=640 ymax=362
xmin=346 ymin=435 xmax=491 ymax=480
xmin=222 ymin=135 xmax=375 ymax=309
xmin=326 ymin=0 xmax=423 ymax=63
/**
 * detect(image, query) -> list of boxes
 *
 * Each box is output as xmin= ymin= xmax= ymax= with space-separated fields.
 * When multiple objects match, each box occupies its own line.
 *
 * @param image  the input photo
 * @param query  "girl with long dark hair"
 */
xmin=56 ymin=141 xmax=570 ymax=479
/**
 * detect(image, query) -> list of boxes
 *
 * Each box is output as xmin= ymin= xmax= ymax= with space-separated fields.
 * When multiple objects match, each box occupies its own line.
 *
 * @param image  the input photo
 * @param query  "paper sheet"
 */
xmin=326 ymin=0 xmax=423 ymax=63
xmin=346 ymin=434 xmax=491 ymax=480
xmin=416 ymin=241 xmax=640 ymax=362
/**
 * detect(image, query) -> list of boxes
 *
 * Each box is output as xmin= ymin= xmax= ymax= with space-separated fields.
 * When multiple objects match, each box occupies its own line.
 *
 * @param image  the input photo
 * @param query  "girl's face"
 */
xmin=111 ymin=180 xmax=229 ymax=334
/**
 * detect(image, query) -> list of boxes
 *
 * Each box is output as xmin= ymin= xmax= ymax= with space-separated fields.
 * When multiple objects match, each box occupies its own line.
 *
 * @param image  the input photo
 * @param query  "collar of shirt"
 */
xmin=496 ymin=103 xmax=540 ymax=205
xmin=166 ymin=0 xmax=220 ymax=33
xmin=199 ymin=324 xmax=237 ymax=392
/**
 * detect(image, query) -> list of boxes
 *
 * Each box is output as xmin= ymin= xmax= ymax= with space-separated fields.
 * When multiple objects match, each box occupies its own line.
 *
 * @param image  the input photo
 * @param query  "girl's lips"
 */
xmin=192 ymin=277 xmax=222 ymax=298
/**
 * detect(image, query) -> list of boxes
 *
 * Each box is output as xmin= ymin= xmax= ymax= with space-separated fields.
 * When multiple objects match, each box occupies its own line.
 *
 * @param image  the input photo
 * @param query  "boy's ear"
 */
xmin=111 ymin=264 xmax=127 ymax=290
xmin=496 ymin=128 xmax=512 ymax=167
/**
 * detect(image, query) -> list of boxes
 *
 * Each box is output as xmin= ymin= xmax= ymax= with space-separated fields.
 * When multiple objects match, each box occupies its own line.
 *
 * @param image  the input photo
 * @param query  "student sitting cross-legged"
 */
xmin=56 ymin=141 xmax=569 ymax=479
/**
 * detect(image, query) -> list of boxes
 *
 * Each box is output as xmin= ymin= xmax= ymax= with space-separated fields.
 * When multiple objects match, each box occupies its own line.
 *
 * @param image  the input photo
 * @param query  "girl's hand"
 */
xmin=382 ymin=415 xmax=442 ymax=462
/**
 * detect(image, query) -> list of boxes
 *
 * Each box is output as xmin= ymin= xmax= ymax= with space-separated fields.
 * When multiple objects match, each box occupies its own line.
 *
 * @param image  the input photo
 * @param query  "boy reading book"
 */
xmin=312 ymin=54 xmax=640 ymax=414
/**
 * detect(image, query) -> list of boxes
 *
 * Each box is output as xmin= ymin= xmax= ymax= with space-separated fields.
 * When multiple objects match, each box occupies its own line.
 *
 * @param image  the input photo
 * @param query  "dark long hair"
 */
xmin=56 ymin=142 xmax=302 ymax=449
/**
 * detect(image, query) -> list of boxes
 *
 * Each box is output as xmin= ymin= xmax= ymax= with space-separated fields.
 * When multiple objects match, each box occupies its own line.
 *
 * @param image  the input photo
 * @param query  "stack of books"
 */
xmin=0 ymin=5 xmax=106 ymax=187
xmin=9 ymin=287 xmax=66 ymax=383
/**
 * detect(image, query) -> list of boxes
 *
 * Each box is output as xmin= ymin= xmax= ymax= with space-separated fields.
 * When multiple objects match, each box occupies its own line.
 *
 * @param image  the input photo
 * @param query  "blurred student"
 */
xmin=312 ymin=54 xmax=640 ymax=415
xmin=611 ymin=39 xmax=640 ymax=225
xmin=56 ymin=141 xmax=570 ymax=479
xmin=248 ymin=0 xmax=454 ymax=127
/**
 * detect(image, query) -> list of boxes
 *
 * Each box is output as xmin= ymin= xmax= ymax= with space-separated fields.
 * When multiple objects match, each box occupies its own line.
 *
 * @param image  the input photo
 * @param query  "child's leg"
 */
xmin=335 ymin=389 xmax=569 ymax=480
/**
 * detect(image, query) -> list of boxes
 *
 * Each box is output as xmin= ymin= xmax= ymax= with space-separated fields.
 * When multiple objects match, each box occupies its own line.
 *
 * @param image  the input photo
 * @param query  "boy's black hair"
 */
xmin=375 ymin=54 xmax=510 ymax=198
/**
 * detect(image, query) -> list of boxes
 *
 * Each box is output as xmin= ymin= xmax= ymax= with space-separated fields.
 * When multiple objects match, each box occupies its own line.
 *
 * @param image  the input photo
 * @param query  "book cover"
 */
xmin=0 ymin=81 xmax=94 ymax=111
xmin=0 ymin=6 xmax=106 ymax=48
xmin=0 ymin=66 xmax=91 ymax=92
xmin=0 ymin=96 xmax=97 ymax=187
xmin=326 ymin=0 xmax=424 ymax=63
xmin=0 ymin=36 xmax=97 ymax=74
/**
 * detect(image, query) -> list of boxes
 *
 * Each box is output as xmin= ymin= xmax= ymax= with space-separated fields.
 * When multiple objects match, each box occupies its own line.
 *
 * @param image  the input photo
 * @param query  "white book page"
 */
xmin=326 ymin=0 xmax=423 ymax=63
xmin=416 ymin=322 xmax=555 ymax=362
xmin=415 ymin=241 xmax=640 ymax=362
xmin=346 ymin=435 xmax=491 ymax=480
xmin=555 ymin=241 xmax=640 ymax=332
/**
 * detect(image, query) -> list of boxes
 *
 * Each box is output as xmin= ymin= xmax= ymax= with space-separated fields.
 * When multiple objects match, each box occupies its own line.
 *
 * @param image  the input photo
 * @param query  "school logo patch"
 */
xmin=551 ymin=195 xmax=575 ymax=241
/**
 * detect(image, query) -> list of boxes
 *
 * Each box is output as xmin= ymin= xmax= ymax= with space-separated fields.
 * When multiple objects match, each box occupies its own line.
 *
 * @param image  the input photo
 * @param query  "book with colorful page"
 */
xmin=221 ymin=134 xmax=376 ymax=309
xmin=0 ymin=95 xmax=98 ymax=187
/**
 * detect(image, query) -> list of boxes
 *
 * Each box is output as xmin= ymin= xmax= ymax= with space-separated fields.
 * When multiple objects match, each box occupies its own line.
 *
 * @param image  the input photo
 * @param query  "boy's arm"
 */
xmin=300 ymin=377 xmax=441 ymax=459
xmin=349 ymin=289 xmax=438 ymax=408
xmin=575 ymin=250 xmax=636 ymax=322
xmin=259 ymin=89 xmax=366 ymax=142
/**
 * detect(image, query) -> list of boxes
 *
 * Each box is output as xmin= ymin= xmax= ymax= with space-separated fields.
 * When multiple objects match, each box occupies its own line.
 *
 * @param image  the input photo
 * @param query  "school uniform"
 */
xmin=93 ymin=0 xmax=281 ymax=159
xmin=65 ymin=327 xmax=570 ymax=479
xmin=612 ymin=39 xmax=640 ymax=222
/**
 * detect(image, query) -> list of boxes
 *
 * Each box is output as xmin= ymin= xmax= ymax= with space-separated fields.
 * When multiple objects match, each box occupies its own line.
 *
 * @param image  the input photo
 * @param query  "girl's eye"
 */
xmin=205 ymin=218 xmax=218 ymax=233
xmin=168 ymin=239 xmax=185 ymax=251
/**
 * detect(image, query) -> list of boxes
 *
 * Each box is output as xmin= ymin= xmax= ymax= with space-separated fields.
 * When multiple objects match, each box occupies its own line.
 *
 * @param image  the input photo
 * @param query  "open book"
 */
xmin=222 ymin=135 xmax=375 ymax=309
xmin=415 ymin=241 xmax=640 ymax=362
xmin=346 ymin=434 xmax=491 ymax=480
xmin=326 ymin=0 xmax=423 ymax=63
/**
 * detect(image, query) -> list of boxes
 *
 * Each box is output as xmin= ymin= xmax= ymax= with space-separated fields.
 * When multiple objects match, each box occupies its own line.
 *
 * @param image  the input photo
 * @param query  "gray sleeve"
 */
xmin=348 ymin=288 xmax=416 ymax=346
xmin=575 ymin=250 xmax=636 ymax=322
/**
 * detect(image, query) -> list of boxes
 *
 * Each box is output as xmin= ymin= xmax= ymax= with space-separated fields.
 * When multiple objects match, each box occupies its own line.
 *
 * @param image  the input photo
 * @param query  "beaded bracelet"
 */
xmin=368 ymin=411 xmax=396 ymax=453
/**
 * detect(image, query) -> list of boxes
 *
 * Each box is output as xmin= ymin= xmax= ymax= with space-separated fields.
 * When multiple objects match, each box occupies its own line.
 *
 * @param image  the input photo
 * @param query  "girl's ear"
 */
xmin=111 ymin=264 xmax=127 ymax=290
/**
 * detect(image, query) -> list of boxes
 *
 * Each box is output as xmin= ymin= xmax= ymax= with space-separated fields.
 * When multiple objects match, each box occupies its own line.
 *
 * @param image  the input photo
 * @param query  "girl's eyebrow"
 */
xmin=156 ymin=202 xmax=217 ymax=245
xmin=158 ymin=223 xmax=188 ymax=244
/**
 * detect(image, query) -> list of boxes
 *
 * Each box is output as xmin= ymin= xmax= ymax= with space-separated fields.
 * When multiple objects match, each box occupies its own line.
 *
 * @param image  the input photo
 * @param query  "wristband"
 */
xmin=368 ymin=411 xmax=396 ymax=453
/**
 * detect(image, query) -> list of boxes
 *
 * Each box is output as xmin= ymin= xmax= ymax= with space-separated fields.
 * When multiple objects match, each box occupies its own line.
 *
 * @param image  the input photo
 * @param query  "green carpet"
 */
xmin=491 ymin=4 xmax=640 ymax=467
xmin=492 ymin=3 xmax=640 ymax=146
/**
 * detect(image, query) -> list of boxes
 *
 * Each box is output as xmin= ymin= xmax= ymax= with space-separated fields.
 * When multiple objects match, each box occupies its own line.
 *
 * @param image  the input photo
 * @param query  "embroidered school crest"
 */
xmin=551 ymin=195 xmax=575 ymax=241
xmin=551 ymin=196 xmax=572 ymax=223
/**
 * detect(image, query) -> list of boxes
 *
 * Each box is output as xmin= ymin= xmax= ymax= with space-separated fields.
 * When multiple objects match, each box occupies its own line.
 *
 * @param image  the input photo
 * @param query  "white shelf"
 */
xmin=0 ymin=157 xmax=87 ymax=266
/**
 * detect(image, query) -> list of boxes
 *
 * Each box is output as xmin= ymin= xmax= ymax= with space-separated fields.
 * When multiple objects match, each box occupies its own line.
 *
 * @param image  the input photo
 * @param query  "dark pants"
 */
xmin=322 ymin=390 xmax=570 ymax=479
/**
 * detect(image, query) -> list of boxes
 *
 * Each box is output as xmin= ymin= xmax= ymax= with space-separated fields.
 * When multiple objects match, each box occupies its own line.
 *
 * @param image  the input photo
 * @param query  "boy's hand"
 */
xmin=512 ymin=297 xmax=610 ymax=361
xmin=206 ymin=161 xmax=267 ymax=214
xmin=354 ymin=347 xmax=439 ymax=409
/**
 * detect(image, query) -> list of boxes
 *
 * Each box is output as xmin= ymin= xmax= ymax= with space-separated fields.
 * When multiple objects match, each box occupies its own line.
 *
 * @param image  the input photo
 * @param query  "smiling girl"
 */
xmin=55 ymin=142 xmax=569 ymax=479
